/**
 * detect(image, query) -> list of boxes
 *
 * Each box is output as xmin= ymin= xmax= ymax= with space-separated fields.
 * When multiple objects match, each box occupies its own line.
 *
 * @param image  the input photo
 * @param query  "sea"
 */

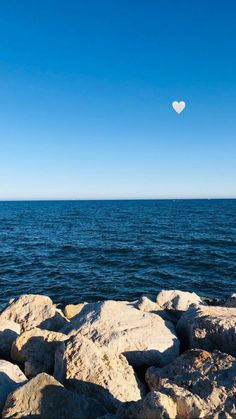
xmin=0 ymin=199 xmax=235 ymax=307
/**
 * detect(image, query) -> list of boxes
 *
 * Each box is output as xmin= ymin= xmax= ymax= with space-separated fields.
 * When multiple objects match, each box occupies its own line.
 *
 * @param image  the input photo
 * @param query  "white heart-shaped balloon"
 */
xmin=172 ymin=101 xmax=186 ymax=114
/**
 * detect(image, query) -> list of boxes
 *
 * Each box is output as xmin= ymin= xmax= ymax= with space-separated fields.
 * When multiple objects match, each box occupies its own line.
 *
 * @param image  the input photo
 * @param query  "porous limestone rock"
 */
xmin=11 ymin=327 xmax=68 ymax=378
xmin=177 ymin=305 xmax=236 ymax=356
xmin=0 ymin=294 xmax=68 ymax=332
xmin=146 ymin=349 xmax=236 ymax=416
xmin=116 ymin=385 xmax=210 ymax=419
xmin=156 ymin=289 xmax=205 ymax=312
xmin=0 ymin=320 xmax=20 ymax=358
xmin=54 ymin=335 xmax=144 ymax=412
xmin=61 ymin=300 xmax=179 ymax=367
xmin=0 ymin=359 xmax=27 ymax=411
xmin=2 ymin=372 xmax=107 ymax=419
xmin=224 ymin=293 xmax=236 ymax=308
xmin=63 ymin=302 xmax=87 ymax=319
xmin=116 ymin=391 xmax=178 ymax=418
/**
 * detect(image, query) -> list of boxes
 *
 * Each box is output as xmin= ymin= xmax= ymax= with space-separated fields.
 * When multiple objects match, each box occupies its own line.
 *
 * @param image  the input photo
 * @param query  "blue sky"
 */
xmin=0 ymin=0 xmax=235 ymax=199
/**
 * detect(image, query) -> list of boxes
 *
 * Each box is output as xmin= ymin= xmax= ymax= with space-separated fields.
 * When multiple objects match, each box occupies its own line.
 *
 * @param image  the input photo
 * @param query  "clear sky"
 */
xmin=0 ymin=0 xmax=235 ymax=199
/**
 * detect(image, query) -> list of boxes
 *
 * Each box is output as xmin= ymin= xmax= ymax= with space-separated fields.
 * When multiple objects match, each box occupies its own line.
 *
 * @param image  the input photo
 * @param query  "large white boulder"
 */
xmin=156 ymin=289 xmax=205 ymax=312
xmin=0 ymin=359 xmax=27 ymax=411
xmin=11 ymin=327 xmax=68 ymax=378
xmin=61 ymin=300 xmax=179 ymax=367
xmin=2 ymin=373 xmax=107 ymax=418
xmin=54 ymin=335 xmax=145 ymax=412
xmin=177 ymin=305 xmax=236 ymax=356
xmin=0 ymin=294 xmax=68 ymax=332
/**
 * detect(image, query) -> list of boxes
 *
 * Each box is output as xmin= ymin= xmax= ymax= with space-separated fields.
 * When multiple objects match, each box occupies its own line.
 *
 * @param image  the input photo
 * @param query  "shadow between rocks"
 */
xmin=123 ymin=346 xmax=179 ymax=370
xmin=65 ymin=378 xmax=123 ymax=413
xmin=0 ymin=329 xmax=19 ymax=360
xmin=0 ymin=371 xmax=26 ymax=412
xmin=13 ymin=336 xmax=66 ymax=378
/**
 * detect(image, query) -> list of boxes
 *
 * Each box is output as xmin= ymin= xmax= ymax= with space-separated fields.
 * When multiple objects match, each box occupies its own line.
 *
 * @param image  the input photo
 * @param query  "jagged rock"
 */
xmin=0 ymin=294 xmax=68 ymax=332
xmin=177 ymin=305 xmax=236 ymax=356
xmin=156 ymin=289 xmax=205 ymax=312
xmin=116 ymin=385 xmax=211 ymax=418
xmin=146 ymin=349 xmax=236 ymax=416
xmin=63 ymin=302 xmax=87 ymax=319
xmin=135 ymin=296 xmax=177 ymax=323
xmin=0 ymin=320 xmax=20 ymax=358
xmin=224 ymin=293 xmax=236 ymax=308
xmin=61 ymin=300 xmax=179 ymax=367
xmin=0 ymin=359 xmax=27 ymax=411
xmin=11 ymin=327 xmax=68 ymax=378
xmin=135 ymin=296 xmax=162 ymax=312
xmin=2 ymin=372 xmax=107 ymax=419
xmin=116 ymin=391 xmax=178 ymax=418
xmin=54 ymin=335 xmax=144 ymax=412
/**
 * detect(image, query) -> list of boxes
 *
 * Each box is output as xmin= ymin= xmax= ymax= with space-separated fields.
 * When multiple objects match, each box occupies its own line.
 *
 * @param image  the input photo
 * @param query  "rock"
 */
xmin=146 ymin=349 xmax=236 ymax=416
xmin=116 ymin=391 xmax=178 ymax=418
xmin=61 ymin=300 xmax=179 ymax=367
xmin=135 ymin=296 xmax=178 ymax=324
xmin=177 ymin=305 xmax=236 ymax=356
xmin=0 ymin=320 xmax=20 ymax=358
xmin=0 ymin=359 xmax=27 ymax=412
xmin=0 ymin=294 xmax=68 ymax=332
xmin=116 ymin=386 xmax=210 ymax=419
xmin=224 ymin=294 xmax=236 ymax=308
xmin=63 ymin=302 xmax=87 ymax=319
xmin=11 ymin=327 xmax=68 ymax=378
xmin=54 ymin=335 xmax=144 ymax=412
xmin=161 ymin=382 xmax=210 ymax=418
xmin=2 ymin=372 xmax=107 ymax=419
xmin=135 ymin=296 xmax=162 ymax=313
xmin=156 ymin=289 xmax=205 ymax=312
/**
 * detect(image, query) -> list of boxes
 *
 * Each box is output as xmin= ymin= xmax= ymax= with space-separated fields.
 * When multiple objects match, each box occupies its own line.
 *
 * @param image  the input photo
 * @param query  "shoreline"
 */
xmin=0 ymin=289 xmax=235 ymax=418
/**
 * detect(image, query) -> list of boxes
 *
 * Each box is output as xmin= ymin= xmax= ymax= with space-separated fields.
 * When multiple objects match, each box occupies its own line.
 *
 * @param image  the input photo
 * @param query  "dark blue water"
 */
xmin=0 ymin=200 xmax=235 ymax=307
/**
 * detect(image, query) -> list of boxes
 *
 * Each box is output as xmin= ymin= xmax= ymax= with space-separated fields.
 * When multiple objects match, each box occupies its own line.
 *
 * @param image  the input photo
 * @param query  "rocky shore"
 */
xmin=0 ymin=290 xmax=235 ymax=418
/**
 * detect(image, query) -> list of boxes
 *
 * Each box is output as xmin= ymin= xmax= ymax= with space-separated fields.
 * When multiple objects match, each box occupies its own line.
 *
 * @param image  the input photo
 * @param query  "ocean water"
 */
xmin=0 ymin=199 xmax=235 ymax=307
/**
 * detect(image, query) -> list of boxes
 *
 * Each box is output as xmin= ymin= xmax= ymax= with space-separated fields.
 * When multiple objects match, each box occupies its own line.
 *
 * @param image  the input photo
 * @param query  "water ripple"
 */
xmin=0 ymin=199 xmax=235 ymax=306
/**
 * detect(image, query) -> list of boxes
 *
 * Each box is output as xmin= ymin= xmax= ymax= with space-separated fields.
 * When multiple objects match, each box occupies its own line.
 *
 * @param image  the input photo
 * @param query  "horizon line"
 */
xmin=0 ymin=197 xmax=236 ymax=202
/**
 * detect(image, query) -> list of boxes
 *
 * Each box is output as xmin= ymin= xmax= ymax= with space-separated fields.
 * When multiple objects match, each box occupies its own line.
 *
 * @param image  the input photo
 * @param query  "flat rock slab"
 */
xmin=177 ymin=305 xmax=236 ymax=356
xmin=2 ymin=373 xmax=107 ymax=419
xmin=61 ymin=300 xmax=179 ymax=367
xmin=11 ymin=327 xmax=68 ymax=378
xmin=54 ymin=335 xmax=145 ymax=412
xmin=0 ymin=294 xmax=68 ymax=332
xmin=0 ymin=359 xmax=27 ymax=412
xmin=146 ymin=349 xmax=236 ymax=417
